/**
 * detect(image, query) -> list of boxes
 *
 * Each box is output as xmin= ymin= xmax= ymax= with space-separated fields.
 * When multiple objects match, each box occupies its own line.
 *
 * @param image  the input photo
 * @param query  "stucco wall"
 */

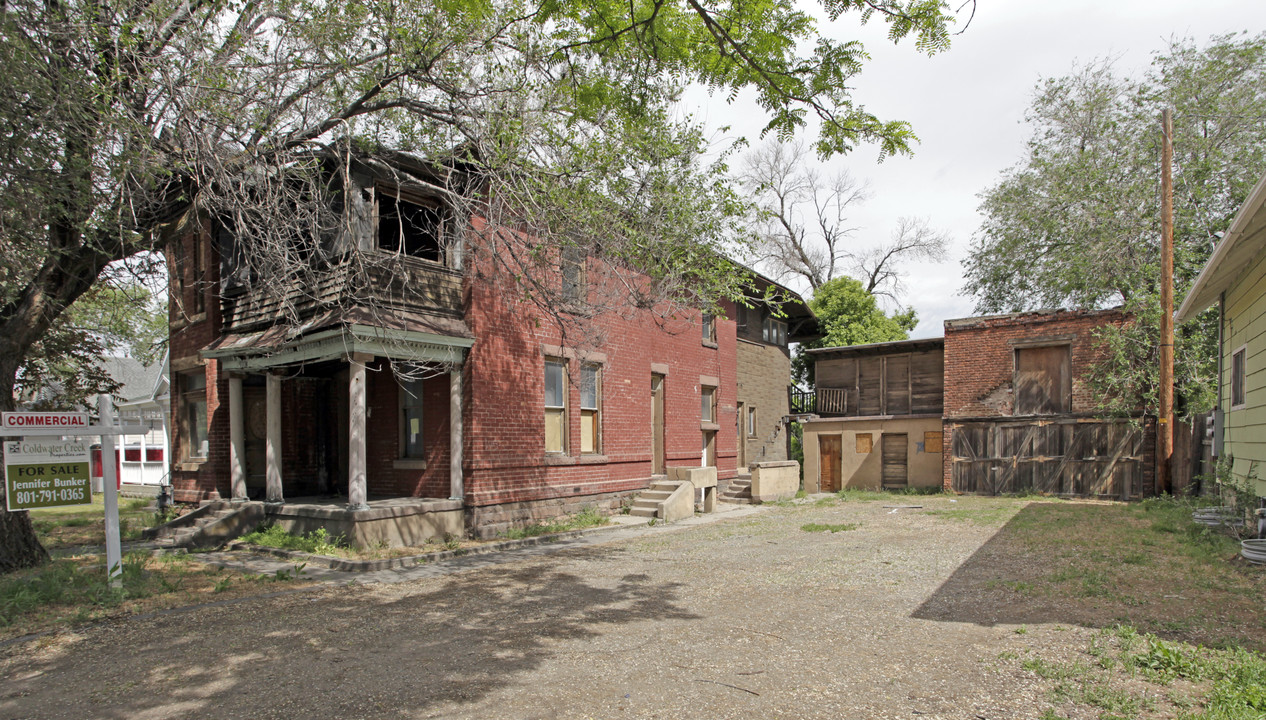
xmin=802 ymin=416 xmax=944 ymax=493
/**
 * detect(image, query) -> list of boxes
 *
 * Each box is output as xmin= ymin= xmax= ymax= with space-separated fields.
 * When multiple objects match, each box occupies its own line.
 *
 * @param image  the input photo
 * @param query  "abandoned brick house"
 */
xmin=166 ymin=152 xmax=814 ymax=540
xmin=800 ymin=308 xmax=1157 ymax=498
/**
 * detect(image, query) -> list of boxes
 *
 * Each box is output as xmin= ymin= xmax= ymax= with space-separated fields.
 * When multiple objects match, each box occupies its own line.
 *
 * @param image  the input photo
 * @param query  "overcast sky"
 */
xmin=685 ymin=0 xmax=1266 ymax=338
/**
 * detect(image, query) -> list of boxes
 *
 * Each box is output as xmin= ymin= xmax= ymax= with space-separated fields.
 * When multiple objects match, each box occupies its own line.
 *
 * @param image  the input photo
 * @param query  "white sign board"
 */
xmin=1 ymin=412 xmax=90 ymax=432
xmin=4 ymin=437 xmax=92 ymax=511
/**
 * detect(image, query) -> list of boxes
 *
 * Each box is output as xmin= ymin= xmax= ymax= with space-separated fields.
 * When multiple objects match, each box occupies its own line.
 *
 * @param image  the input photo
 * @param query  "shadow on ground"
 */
xmin=910 ymin=501 xmax=1266 ymax=652
xmin=1 ymin=547 xmax=699 ymax=719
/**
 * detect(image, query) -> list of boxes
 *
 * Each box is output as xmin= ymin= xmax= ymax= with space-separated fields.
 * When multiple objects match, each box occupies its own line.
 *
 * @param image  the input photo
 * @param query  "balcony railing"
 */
xmin=789 ymin=387 xmax=849 ymax=416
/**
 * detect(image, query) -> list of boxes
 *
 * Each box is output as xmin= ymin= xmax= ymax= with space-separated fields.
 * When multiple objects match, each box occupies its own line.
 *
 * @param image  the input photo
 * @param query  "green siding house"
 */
xmin=1177 ymin=171 xmax=1266 ymax=497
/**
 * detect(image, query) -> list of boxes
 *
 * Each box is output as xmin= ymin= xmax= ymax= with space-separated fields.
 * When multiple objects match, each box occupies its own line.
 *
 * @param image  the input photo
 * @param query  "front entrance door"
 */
xmin=737 ymin=402 xmax=747 ymax=469
xmin=243 ymin=387 xmax=267 ymax=499
xmin=882 ymin=433 xmax=909 ymax=488
xmin=651 ymin=373 xmax=666 ymax=475
xmin=819 ymin=435 xmax=842 ymax=493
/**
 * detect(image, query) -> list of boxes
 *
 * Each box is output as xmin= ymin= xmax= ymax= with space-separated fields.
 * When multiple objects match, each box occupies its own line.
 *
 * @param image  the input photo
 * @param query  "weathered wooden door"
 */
xmin=882 ymin=433 xmax=908 ymax=488
xmin=243 ymin=387 xmax=267 ymax=498
xmin=651 ymin=373 xmax=666 ymax=475
xmin=736 ymin=402 xmax=747 ymax=469
xmin=819 ymin=435 xmax=842 ymax=492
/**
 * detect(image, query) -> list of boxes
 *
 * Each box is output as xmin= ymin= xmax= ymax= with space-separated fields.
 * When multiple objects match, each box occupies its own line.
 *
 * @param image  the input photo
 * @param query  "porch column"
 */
xmin=348 ymin=354 xmax=370 ymax=511
xmin=228 ymin=375 xmax=247 ymax=501
xmin=449 ymin=367 xmax=463 ymax=501
xmin=265 ymin=371 xmax=284 ymax=503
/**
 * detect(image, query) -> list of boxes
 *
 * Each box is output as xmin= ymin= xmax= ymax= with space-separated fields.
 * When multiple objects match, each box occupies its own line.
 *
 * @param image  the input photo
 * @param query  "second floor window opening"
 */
xmin=378 ymin=189 xmax=447 ymax=263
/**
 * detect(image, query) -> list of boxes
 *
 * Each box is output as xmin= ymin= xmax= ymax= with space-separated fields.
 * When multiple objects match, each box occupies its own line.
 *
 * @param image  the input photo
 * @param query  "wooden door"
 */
xmin=651 ymin=373 xmax=666 ymax=475
xmin=243 ymin=387 xmax=267 ymax=498
xmin=819 ymin=435 xmax=842 ymax=493
xmin=882 ymin=433 xmax=908 ymax=488
xmin=736 ymin=402 xmax=747 ymax=469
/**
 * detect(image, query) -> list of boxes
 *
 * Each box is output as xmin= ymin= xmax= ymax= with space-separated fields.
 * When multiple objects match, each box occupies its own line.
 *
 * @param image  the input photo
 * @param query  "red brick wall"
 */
xmin=167 ymin=220 xmax=229 ymax=502
xmin=461 ymin=239 xmax=739 ymax=510
xmin=939 ymin=308 xmax=1154 ymax=492
xmin=943 ymin=308 xmax=1130 ymax=420
xmin=165 ymin=214 xmax=743 ymax=524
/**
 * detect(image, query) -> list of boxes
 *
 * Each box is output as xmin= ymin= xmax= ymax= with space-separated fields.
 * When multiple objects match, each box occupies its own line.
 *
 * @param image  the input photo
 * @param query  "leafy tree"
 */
xmin=794 ymin=276 xmax=917 ymax=385
xmin=962 ymin=33 xmax=1266 ymax=417
xmin=0 ymin=0 xmax=959 ymax=570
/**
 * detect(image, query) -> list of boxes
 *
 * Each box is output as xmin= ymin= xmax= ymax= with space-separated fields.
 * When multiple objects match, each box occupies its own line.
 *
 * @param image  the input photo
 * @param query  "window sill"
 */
xmin=700 ymin=422 xmax=720 ymax=432
xmin=393 ymin=459 xmax=428 ymax=470
xmin=178 ymin=460 xmax=205 ymax=471
xmin=577 ymin=454 xmax=608 ymax=464
xmin=544 ymin=454 xmax=575 ymax=466
xmin=702 ymin=340 xmax=718 ymax=349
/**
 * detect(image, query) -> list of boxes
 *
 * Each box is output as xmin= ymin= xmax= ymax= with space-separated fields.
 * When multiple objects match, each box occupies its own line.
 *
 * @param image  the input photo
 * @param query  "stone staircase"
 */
xmin=629 ymin=479 xmax=681 ymax=518
xmin=145 ymin=501 xmax=266 ymax=549
xmin=720 ymin=476 xmax=753 ymax=504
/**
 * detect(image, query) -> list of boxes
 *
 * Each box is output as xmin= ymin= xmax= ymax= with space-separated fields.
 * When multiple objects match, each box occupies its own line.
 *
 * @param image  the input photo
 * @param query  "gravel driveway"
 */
xmin=1 ymin=497 xmax=1093 ymax=719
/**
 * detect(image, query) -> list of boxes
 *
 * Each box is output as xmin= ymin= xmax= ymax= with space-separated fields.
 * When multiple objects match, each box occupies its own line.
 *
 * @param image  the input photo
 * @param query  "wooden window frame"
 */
xmin=179 ymin=370 xmax=208 ymax=461
xmin=544 ymin=358 xmax=568 ymax=454
xmin=701 ymin=385 xmax=717 ymax=423
xmin=1013 ymin=344 xmax=1072 ymax=416
xmin=747 ymin=406 xmax=757 ymax=438
xmin=374 ymin=184 xmax=452 ymax=266
xmin=561 ymin=246 xmax=587 ymax=304
xmin=1231 ymin=344 xmax=1247 ymax=410
xmin=399 ymin=377 xmax=426 ymax=460
xmin=701 ymin=313 xmax=717 ymax=346
xmin=580 ymin=363 xmax=602 ymax=455
xmin=762 ymin=317 xmax=787 ymax=347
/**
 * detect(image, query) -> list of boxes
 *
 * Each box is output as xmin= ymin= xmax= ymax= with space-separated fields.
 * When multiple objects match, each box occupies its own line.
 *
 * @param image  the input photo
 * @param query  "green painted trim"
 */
xmin=206 ymin=325 xmax=471 ymax=371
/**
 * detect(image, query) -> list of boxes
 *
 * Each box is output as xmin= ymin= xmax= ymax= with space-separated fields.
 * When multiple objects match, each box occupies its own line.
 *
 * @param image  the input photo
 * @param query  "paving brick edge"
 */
xmin=226 ymin=522 xmax=628 ymax=572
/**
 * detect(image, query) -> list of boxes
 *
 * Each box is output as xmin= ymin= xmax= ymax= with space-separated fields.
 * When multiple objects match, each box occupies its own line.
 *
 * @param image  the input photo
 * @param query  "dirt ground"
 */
xmin=1 ymin=498 xmax=1134 ymax=719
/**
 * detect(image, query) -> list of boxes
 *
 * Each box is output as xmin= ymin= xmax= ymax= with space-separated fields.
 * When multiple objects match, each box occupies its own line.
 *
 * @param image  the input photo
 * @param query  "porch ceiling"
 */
xmin=202 ymin=323 xmax=474 ymax=371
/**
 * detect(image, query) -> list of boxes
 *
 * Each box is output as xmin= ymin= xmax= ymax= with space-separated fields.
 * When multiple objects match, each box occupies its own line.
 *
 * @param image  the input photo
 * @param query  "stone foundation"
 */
xmin=267 ymin=498 xmax=464 ymax=548
xmin=465 ymin=489 xmax=637 ymax=539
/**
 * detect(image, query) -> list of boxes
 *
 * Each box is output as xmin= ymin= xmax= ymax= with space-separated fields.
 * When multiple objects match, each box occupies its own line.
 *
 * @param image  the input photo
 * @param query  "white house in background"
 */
xmin=102 ymin=353 xmax=171 ymax=489
xmin=1176 ymin=170 xmax=1266 ymax=498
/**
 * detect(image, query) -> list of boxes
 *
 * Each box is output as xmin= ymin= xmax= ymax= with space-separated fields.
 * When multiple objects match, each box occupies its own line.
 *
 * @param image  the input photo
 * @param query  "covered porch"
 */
xmin=203 ymin=324 xmax=473 ymax=543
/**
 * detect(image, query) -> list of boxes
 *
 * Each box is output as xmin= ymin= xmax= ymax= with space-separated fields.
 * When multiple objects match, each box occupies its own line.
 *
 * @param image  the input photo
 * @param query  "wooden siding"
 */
xmin=1223 ymin=221 xmax=1266 ymax=495
xmin=220 ymin=258 xmax=463 ymax=333
xmin=813 ymin=348 xmax=943 ymax=417
xmin=949 ymin=418 xmax=1150 ymax=499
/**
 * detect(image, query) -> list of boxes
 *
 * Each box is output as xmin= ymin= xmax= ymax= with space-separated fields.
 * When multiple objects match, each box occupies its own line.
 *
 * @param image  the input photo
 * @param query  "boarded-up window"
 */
xmin=1232 ymin=346 xmax=1247 ymax=408
xmin=855 ymin=433 xmax=873 ymax=453
xmin=924 ymin=431 xmax=942 ymax=453
xmin=1015 ymin=345 xmax=1071 ymax=415
xmin=884 ymin=355 xmax=911 ymax=415
xmin=580 ymin=364 xmax=601 ymax=454
xmin=545 ymin=359 xmax=567 ymax=453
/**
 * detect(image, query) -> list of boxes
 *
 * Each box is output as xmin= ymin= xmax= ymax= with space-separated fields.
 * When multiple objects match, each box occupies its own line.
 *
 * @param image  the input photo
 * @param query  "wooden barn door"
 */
xmin=882 ymin=433 xmax=908 ymax=488
xmin=819 ymin=435 xmax=842 ymax=492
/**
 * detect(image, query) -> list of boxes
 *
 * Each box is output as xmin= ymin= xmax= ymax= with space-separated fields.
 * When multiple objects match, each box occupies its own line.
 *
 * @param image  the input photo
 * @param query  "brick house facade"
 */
xmin=165 ymin=153 xmax=813 ymax=538
xmin=941 ymin=308 xmax=1156 ymax=498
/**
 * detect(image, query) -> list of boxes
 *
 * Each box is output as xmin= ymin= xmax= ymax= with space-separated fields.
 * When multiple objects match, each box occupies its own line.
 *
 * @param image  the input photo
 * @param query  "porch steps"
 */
xmin=720 ymin=477 xmax=753 ymax=504
xmin=145 ymin=501 xmax=266 ymax=550
xmin=629 ymin=480 xmax=682 ymax=518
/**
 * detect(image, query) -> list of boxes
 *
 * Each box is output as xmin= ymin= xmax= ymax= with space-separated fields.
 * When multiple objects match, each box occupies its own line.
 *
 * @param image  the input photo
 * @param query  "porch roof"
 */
xmin=202 ymin=323 xmax=474 ymax=371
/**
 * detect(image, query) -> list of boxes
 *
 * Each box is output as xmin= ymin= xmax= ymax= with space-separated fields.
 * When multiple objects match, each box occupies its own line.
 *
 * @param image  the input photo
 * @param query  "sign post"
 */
xmin=2 ymin=402 xmax=146 ymax=587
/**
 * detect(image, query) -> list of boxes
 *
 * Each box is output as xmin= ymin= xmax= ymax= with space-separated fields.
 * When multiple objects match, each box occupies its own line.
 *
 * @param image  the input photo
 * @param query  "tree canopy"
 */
xmin=794 ymin=276 xmax=916 ymax=385
xmin=0 ymin=0 xmax=961 ymax=571
xmin=962 ymin=33 xmax=1266 ymax=416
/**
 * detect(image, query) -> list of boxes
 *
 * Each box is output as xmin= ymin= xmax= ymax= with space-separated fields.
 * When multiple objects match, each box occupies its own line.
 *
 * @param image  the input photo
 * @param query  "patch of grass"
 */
xmin=503 ymin=506 xmax=610 ymax=540
xmin=0 ymin=550 xmax=291 ymax=639
xmin=834 ymin=489 xmax=890 ymax=502
xmin=800 ymin=522 xmax=859 ymax=533
xmin=29 ymin=495 xmax=160 ymax=550
xmin=1016 ymin=626 xmax=1266 ymax=720
xmin=238 ymin=524 xmax=350 ymax=555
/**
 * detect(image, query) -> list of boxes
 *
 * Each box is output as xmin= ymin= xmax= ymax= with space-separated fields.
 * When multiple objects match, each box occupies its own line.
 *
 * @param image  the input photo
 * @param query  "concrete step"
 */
xmin=629 ymin=506 xmax=658 ymax=517
xmin=638 ymin=490 xmax=673 ymax=501
xmin=630 ymin=501 xmax=662 ymax=513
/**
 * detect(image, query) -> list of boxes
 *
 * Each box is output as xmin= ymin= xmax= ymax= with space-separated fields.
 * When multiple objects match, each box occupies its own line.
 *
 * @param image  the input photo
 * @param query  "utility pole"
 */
xmin=1159 ymin=109 xmax=1175 ymax=495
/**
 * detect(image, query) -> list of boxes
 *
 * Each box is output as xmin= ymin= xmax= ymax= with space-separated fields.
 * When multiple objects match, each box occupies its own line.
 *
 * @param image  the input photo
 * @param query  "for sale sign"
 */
xmin=4 ymin=438 xmax=92 ymax=511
